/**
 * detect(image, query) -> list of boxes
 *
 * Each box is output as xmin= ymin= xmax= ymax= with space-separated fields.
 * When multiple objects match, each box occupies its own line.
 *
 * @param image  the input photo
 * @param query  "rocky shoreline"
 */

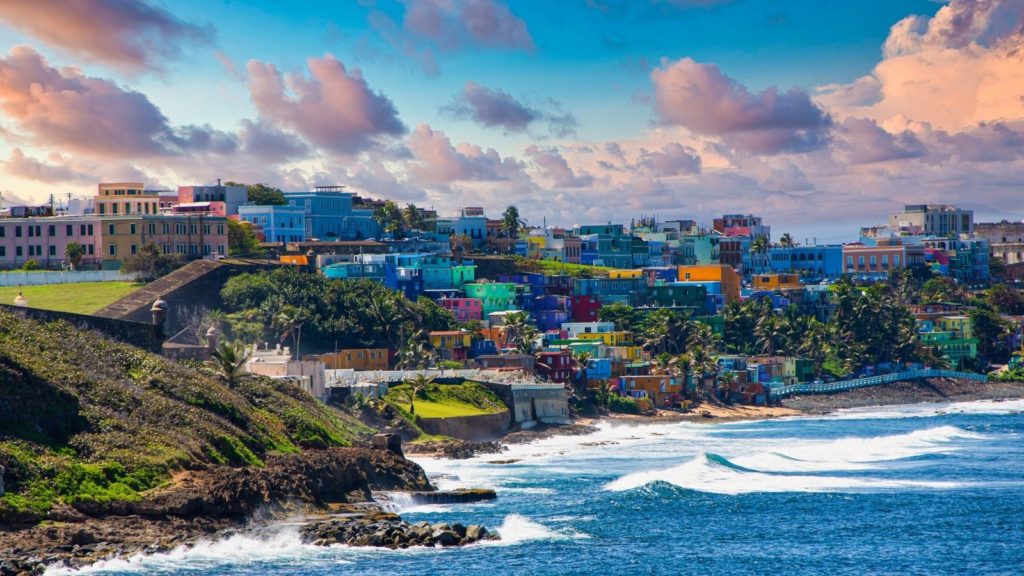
xmin=301 ymin=511 xmax=497 ymax=549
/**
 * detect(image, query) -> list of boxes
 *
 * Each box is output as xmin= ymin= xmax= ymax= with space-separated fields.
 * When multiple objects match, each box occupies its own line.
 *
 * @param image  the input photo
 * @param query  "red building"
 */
xmin=570 ymin=295 xmax=601 ymax=322
xmin=439 ymin=297 xmax=483 ymax=322
xmin=536 ymin=350 xmax=573 ymax=383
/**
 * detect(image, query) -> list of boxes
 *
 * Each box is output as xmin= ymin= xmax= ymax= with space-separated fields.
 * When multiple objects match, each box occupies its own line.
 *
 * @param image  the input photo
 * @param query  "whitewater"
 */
xmin=48 ymin=399 xmax=1024 ymax=576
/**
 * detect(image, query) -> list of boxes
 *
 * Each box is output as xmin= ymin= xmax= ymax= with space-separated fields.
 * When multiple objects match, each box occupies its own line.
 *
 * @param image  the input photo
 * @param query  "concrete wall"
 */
xmin=417 ymin=410 xmax=511 ymax=441
xmin=0 ymin=270 xmax=134 ymax=286
xmin=480 ymin=381 xmax=571 ymax=428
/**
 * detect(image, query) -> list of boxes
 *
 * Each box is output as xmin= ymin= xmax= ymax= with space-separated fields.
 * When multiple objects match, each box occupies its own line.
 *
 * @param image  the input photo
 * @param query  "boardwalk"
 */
xmin=769 ymin=369 xmax=988 ymax=399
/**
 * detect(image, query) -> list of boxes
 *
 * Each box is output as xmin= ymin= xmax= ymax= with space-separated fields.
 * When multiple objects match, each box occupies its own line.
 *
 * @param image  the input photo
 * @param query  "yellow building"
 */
xmin=677 ymin=264 xmax=741 ymax=304
xmin=607 ymin=269 xmax=643 ymax=280
xmin=95 ymin=182 xmax=161 ymax=216
xmin=752 ymin=273 xmax=801 ymax=290
xmin=577 ymin=330 xmax=634 ymax=346
xmin=101 ymin=215 xmax=228 ymax=264
xmin=936 ymin=315 xmax=973 ymax=339
xmin=308 ymin=349 xmax=390 ymax=370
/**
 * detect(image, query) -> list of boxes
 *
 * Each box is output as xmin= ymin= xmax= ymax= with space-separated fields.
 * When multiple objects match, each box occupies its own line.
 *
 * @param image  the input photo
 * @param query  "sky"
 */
xmin=0 ymin=0 xmax=1022 ymax=242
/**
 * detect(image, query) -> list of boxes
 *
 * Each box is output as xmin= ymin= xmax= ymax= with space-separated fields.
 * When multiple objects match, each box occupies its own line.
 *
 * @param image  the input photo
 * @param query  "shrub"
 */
xmin=607 ymin=394 xmax=640 ymax=414
xmin=21 ymin=259 xmax=40 ymax=271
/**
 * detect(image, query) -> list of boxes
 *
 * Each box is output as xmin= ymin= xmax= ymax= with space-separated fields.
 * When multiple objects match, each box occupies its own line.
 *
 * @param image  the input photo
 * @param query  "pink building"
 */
xmin=0 ymin=216 xmax=102 ymax=269
xmin=439 ymin=297 xmax=483 ymax=322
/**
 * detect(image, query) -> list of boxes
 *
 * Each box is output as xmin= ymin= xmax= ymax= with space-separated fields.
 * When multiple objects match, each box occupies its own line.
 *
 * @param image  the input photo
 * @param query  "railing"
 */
xmin=769 ymin=369 xmax=988 ymax=399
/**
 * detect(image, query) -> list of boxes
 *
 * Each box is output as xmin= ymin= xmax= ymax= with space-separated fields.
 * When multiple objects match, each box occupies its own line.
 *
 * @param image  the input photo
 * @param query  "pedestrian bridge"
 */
xmin=768 ymin=369 xmax=988 ymax=399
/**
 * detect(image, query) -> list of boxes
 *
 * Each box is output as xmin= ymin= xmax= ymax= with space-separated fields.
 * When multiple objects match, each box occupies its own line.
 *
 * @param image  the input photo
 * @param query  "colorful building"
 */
xmin=617 ymin=375 xmax=684 ymax=407
xmin=308 ymin=349 xmax=390 ymax=370
xmin=283 ymin=186 xmax=380 ymax=240
xmin=752 ymin=274 xmax=802 ymax=291
xmin=101 ymin=215 xmax=227 ymax=264
xmin=429 ymin=330 xmax=473 ymax=361
xmin=677 ymin=265 xmax=740 ymax=304
xmin=95 ymin=182 xmax=160 ymax=217
xmin=439 ymin=297 xmax=483 ymax=322
xmin=0 ymin=216 xmax=101 ymax=269
xmin=536 ymin=349 xmax=573 ymax=383
xmin=463 ymin=282 xmax=520 ymax=315
xmin=237 ymin=204 xmax=306 ymax=243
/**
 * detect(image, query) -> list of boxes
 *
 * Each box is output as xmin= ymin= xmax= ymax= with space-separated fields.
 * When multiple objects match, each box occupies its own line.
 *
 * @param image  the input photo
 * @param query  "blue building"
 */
xmin=436 ymin=207 xmax=487 ymax=249
xmin=283 ymin=186 xmax=380 ymax=240
xmin=237 ymin=204 xmax=306 ymax=243
xmin=764 ymin=245 xmax=844 ymax=279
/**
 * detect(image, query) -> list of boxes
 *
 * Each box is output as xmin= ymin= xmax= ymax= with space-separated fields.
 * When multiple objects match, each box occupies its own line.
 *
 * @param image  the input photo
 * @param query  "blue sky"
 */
xmin=0 ymin=0 xmax=1021 ymax=241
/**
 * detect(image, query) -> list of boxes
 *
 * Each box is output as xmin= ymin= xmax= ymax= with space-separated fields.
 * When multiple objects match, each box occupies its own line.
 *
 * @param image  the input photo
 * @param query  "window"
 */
xmin=66 ymin=225 xmax=73 ymax=236
xmin=108 ymin=224 xmax=115 ymax=235
xmin=870 ymin=255 xmax=877 ymax=267
xmin=112 ymin=203 xmax=118 ymax=215
xmin=48 ymin=225 xmax=55 ymax=236
xmin=858 ymin=256 xmax=865 ymax=267
xmin=109 ymin=244 xmax=116 ymax=256
xmin=87 ymin=244 xmax=94 ymax=255
xmin=130 ymin=244 xmax=137 ymax=255
xmin=16 ymin=246 xmax=22 ymax=257
xmin=130 ymin=223 xmax=136 ymax=235
xmin=27 ymin=226 xmax=34 ymax=238
xmin=87 ymin=225 xmax=93 ymax=236
xmin=882 ymin=255 xmax=889 ymax=267
xmin=49 ymin=245 xmax=56 ymax=257
xmin=0 ymin=247 xmax=4 ymax=257
xmin=15 ymin=226 xmax=21 ymax=237
xmin=0 ymin=226 xmax=4 ymax=238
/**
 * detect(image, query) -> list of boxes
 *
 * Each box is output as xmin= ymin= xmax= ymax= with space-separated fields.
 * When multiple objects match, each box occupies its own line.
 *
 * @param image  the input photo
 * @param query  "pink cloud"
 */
xmin=406 ymin=123 xmax=525 ymax=184
xmin=637 ymin=142 xmax=702 ymax=176
xmin=443 ymin=81 xmax=577 ymax=136
xmin=0 ymin=46 xmax=234 ymax=158
xmin=835 ymin=117 xmax=926 ymax=164
xmin=651 ymin=57 xmax=832 ymax=154
xmin=525 ymin=145 xmax=595 ymax=188
xmin=2 ymin=148 xmax=92 ymax=184
xmin=0 ymin=0 xmax=213 ymax=73
xmin=247 ymin=54 xmax=406 ymax=155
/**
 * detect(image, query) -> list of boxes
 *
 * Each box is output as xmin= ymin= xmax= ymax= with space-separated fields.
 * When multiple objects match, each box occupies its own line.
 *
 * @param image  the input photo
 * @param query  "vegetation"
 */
xmin=228 ymin=220 xmax=264 ymax=257
xmin=229 ymin=182 xmax=287 ymax=206
xmin=120 ymin=242 xmax=183 ymax=282
xmin=512 ymin=256 xmax=614 ymax=278
xmin=64 ymin=242 xmax=85 ymax=270
xmin=384 ymin=381 xmax=506 ymax=420
xmin=373 ymin=200 xmax=406 ymax=239
xmin=0 ymin=282 xmax=141 ymax=314
xmin=20 ymin=259 xmax=40 ymax=271
xmin=0 ymin=311 xmax=370 ymax=523
xmin=220 ymin=267 xmax=458 ymax=353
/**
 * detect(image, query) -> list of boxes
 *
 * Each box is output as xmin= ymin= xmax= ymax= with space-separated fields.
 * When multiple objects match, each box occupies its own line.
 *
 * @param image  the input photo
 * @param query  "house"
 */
xmin=535 ymin=349 xmax=573 ymax=383
xmin=283 ymin=186 xmax=380 ymax=240
xmin=245 ymin=344 xmax=326 ymax=400
xmin=843 ymin=240 xmax=925 ymax=278
xmin=889 ymin=204 xmax=973 ymax=236
xmin=765 ymin=245 xmax=844 ymax=279
xmin=0 ymin=215 xmax=101 ymax=269
xmin=100 ymin=214 xmax=228 ymax=265
xmin=238 ymin=204 xmax=306 ymax=243
xmin=463 ymin=282 xmax=520 ymax=315
xmin=617 ymin=375 xmax=684 ymax=407
xmin=177 ymin=183 xmax=247 ymax=216
xmin=439 ymin=297 xmax=483 ymax=322
xmin=307 ymin=349 xmax=390 ymax=371
xmin=429 ymin=330 xmax=473 ymax=361
xmin=752 ymin=274 xmax=802 ymax=291
xmin=475 ymin=353 xmax=536 ymax=372
xmin=677 ymin=265 xmax=740 ymax=304
xmin=570 ymin=295 xmax=601 ymax=322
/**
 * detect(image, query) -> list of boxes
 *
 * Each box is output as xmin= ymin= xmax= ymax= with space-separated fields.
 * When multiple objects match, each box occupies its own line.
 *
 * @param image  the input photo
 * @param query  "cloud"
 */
xmin=0 ymin=46 xmax=234 ymax=158
xmin=637 ymin=142 xmax=702 ymax=176
xmin=2 ymin=148 xmax=92 ymax=184
xmin=651 ymin=57 xmax=832 ymax=154
xmin=835 ymin=117 xmax=926 ymax=164
xmin=406 ymin=123 xmax=526 ymax=184
xmin=214 ymin=51 xmax=243 ymax=81
xmin=818 ymin=0 xmax=1024 ymax=131
xmin=238 ymin=119 xmax=311 ymax=161
xmin=363 ymin=0 xmax=533 ymax=74
xmin=442 ymin=81 xmax=578 ymax=137
xmin=0 ymin=0 xmax=214 ymax=73
xmin=247 ymin=54 xmax=406 ymax=155
xmin=525 ymin=145 xmax=595 ymax=188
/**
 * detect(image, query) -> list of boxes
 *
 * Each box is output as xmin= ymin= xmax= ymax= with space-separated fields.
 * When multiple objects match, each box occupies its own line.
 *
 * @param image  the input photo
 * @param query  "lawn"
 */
xmin=385 ymin=381 xmax=508 ymax=420
xmin=0 ymin=281 xmax=141 ymax=314
xmin=401 ymin=398 xmax=499 ymax=418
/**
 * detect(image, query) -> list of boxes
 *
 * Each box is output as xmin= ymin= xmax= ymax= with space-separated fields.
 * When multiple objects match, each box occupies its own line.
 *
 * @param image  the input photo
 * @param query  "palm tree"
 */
xmin=402 ymin=203 xmax=424 ymax=232
xmin=273 ymin=305 xmax=307 ymax=359
xmin=404 ymin=373 xmax=435 ymax=416
xmin=64 ymin=242 xmax=85 ymax=270
xmin=572 ymin=350 xmax=593 ymax=393
xmin=205 ymin=341 xmax=250 ymax=388
xmin=503 ymin=311 xmax=538 ymax=355
xmin=779 ymin=233 xmax=795 ymax=249
xmin=501 ymin=206 xmax=522 ymax=240
xmin=397 ymin=329 xmax=433 ymax=370
xmin=689 ymin=346 xmax=718 ymax=401
xmin=750 ymin=234 xmax=771 ymax=274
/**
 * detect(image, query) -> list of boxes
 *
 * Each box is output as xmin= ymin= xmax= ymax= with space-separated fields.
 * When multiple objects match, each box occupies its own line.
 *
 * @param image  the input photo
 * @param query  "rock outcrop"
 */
xmin=301 ymin=512 xmax=497 ymax=548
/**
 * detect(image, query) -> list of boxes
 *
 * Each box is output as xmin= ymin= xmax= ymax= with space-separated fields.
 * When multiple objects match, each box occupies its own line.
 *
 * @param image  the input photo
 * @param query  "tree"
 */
xmin=397 ymin=329 xmax=434 ymax=370
xmin=121 ymin=242 xmax=181 ymax=282
xmin=986 ymin=284 xmax=1024 ymax=315
xmin=750 ymin=234 xmax=771 ymax=273
xmin=641 ymin=309 xmax=692 ymax=356
xmin=273 ymin=305 xmax=307 ymax=359
xmin=969 ymin=307 xmax=1011 ymax=365
xmin=572 ymin=350 xmax=593 ymax=393
xmin=228 ymin=220 xmax=263 ymax=257
xmin=599 ymin=302 xmax=641 ymax=333
xmin=503 ymin=311 xmax=538 ymax=355
xmin=402 ymin=203 xmax=425 ymax=232
xmin=501 ymin=206 xmax=522 ymax=240
xmin=403 ymin=373 xmax=435 ymax=416
xmin=205 ymin=341 xmax=250 ymax=388
xmin=920 ymin=277 xmax=961 ymax=304
xmin=64 ymin=242 xmax=85 ymax=270
xmin=373 ymin=200 xmax=406 ymax=239
xmin=239 ymin=183 xmax=286 ymax=205
xmin=779 ymin=233 xmax=795 ymax=248
xmin=21 ymin=259 xmax=40 ymax=271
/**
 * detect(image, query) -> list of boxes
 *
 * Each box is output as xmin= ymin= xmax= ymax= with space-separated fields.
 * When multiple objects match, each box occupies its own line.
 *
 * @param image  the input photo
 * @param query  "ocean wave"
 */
xmin=602 ymin=452 xmax=970 ymax=495
xmin=481 ymin=514 xmax=589 ymax=546
xmin=823 ymin=398 xmax=1024 ymax=421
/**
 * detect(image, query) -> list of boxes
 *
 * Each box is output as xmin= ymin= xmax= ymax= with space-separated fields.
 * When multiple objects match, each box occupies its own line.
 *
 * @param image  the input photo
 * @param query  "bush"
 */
xmin=607 ymin=394 xmax=640 ymax=414
xmin=21 ymin=259 xmax=40 ymax=271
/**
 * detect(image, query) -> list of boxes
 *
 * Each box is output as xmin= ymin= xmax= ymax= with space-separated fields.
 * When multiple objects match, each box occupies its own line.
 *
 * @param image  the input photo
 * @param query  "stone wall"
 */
xmin=0 ymin=304 xmax=163 ymax=352
xmin=416 ymin=410 xmax=511 ymax=441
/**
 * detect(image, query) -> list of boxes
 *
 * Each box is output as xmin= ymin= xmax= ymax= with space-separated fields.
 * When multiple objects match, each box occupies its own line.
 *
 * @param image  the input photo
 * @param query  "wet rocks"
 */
xmin=300 ymin=512 xmax=497 ymax=549
xmin=410 ymin=489 xmax=497 ymax=505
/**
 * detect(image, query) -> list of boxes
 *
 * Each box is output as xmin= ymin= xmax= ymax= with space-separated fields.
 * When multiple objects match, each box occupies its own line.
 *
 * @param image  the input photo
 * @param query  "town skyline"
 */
xmin=0 ymin=0 xmax=1023 ymax=242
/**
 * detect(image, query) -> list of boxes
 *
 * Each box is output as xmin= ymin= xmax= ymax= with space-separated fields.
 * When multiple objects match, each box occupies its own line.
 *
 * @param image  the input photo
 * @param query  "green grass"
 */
xmin=402 ymin=399 xmax=498 ymax=418
xmin=0 ymin=281 xmax=141 ymax=314
xmin=516 ymin=258 xmax=616 ymax=278
xmin=385 ymin=381 xmax=507 ymax=421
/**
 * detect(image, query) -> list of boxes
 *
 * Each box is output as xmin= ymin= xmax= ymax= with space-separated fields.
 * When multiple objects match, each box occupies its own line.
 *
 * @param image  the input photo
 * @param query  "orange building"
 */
xmin=752 ymin=273 xmax=801 ymax=290
xmin=677 ymin=264 xmax=741 ymax=304
xmin=617 ymin=375 xmax=684 ymax=407
xmin=307 ymin=349 xmax=390 ymax=370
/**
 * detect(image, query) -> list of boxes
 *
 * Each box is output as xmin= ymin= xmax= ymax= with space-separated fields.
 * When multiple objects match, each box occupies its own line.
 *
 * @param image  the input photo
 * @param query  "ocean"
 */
xmin=50 ymin=398 xmax=1024 ymax=576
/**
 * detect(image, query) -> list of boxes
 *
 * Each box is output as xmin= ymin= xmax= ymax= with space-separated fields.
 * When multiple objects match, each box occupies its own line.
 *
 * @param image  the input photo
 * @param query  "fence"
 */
xmin=0 ymin=270 xmax=135 ymax=286
xmin=769 ymin=369 xmax=988 ymax=399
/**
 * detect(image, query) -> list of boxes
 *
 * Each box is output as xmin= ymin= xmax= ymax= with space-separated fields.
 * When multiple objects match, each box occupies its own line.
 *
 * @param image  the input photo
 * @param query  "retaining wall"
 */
xmin=0 ymin=270 xmax=134 ymax=286
xmin=416 ymin=410 xmax=511 ymax=441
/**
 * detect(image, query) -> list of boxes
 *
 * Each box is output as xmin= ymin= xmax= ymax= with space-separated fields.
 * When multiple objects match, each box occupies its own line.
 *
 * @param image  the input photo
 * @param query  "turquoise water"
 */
xmin=53 ymin=399 xmax=1024 ymax=576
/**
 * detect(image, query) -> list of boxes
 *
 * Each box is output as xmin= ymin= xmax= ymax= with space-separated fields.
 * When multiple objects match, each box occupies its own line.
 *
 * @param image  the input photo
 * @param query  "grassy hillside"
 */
xmin=0 ymin=281 xmax=140 ymax=314
xmin=385 ymin=381 xmax=507 ymax=419
xmin=0 ymin=310 xmax=372 ymax=523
